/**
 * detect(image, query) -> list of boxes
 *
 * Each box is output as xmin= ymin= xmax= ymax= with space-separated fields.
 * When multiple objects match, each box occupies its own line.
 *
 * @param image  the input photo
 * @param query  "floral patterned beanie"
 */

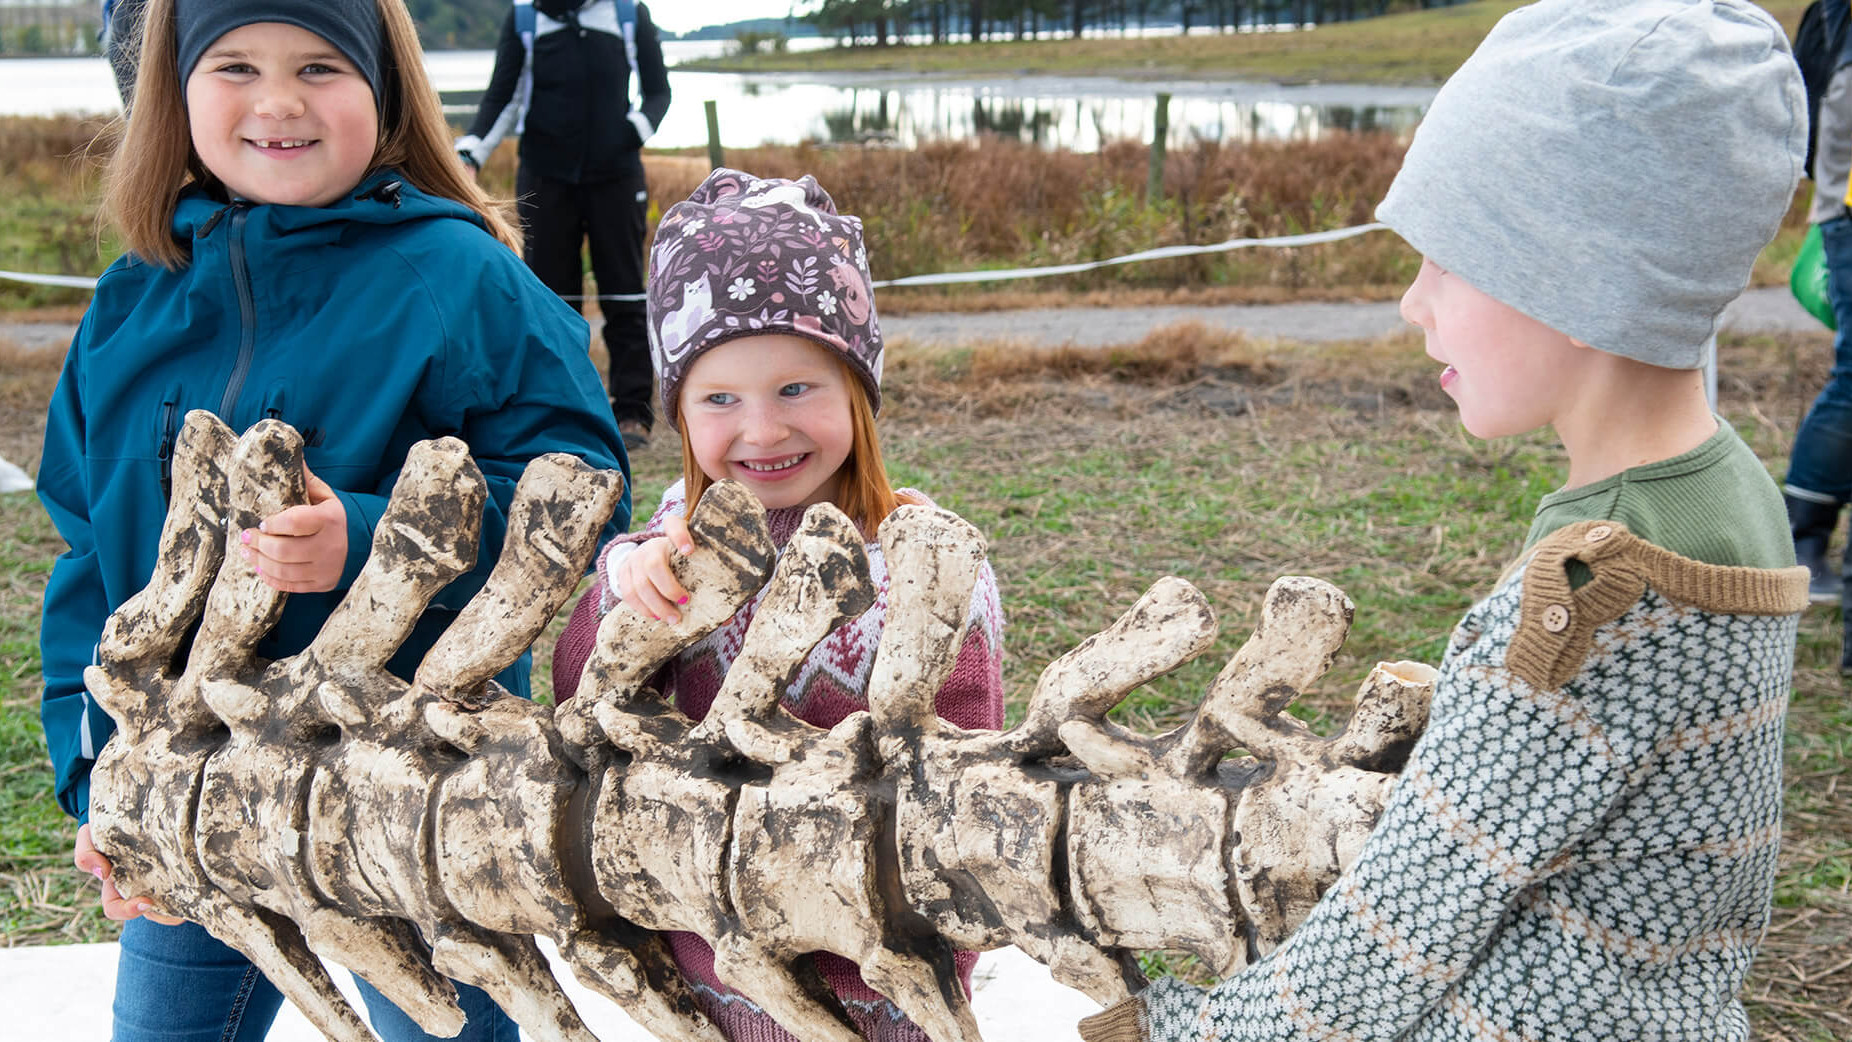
xmin=647 ymin=168 xmax=883 ymax=428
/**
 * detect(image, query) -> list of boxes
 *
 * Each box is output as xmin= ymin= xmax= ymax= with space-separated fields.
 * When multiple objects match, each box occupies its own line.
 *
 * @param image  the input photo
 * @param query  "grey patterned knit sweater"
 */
xmin=1084 ymin=521 xmax=1808 ymax=1042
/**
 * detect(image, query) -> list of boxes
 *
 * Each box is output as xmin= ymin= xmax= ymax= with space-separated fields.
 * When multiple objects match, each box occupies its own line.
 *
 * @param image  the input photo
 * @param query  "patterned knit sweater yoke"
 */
xmin=1094 ymin=522 xmax=1809 ymax=1042
xmin=550 ymin=479 xmax=1006 ymax=1042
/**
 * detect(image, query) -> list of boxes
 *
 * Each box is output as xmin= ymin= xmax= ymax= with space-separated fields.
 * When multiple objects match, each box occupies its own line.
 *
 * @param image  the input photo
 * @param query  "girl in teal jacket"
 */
xmin=37 ymin=1 xmax=627 ymax=1039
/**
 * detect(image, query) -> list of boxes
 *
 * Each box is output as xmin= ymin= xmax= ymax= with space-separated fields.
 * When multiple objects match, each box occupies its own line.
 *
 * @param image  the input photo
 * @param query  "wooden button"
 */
xmin=1542 ymin=604 xmax=1571 ymax=632
xmin=1585 ymin=524 xmax=1613 ymax=543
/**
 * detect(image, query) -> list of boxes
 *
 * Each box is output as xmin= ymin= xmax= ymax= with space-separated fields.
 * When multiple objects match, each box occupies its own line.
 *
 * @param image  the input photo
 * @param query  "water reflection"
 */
xmin=795 ymin=85 xmax=1424 ymax=149
xmin=969 ymin=99 xmax=1058 ymax=143
xmin=0 ymin=51 xmax=1432 ymax=151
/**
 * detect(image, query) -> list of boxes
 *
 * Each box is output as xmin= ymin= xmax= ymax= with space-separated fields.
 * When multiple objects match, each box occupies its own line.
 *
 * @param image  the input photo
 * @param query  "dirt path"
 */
xmin=0 ymin=287 xmax=1823 ymax=357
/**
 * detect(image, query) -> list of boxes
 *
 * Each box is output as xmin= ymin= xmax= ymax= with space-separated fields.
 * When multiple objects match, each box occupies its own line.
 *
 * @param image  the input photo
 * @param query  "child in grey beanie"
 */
xmin=1377 ymin=0 xmax=1804 ymax=370
xmin=1078 ymin=3 xmax=1813 ymax=1041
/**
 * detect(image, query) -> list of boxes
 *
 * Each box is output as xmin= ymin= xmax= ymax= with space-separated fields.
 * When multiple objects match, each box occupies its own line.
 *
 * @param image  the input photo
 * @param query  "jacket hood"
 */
xmin=171 ymin=170 xmax=484 ymax=242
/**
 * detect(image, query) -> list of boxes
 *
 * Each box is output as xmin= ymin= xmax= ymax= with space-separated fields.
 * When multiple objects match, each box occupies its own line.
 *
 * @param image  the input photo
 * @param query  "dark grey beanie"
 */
xmin=1376 ymin=0 xmax=1806 ymax=369
xmin=176 ymin=0 xmax=384 ymax=105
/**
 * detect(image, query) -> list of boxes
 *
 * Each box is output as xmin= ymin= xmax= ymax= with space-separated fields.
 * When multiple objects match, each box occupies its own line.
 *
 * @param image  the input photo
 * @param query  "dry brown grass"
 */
xmin=598 ymin=136 xmax=1425 ymax=302
xmin=0 ymin=116 xmax=114 ymax=176
xmin=3 ymin=114 xmax=1814 ymax=313
xmin=634 ymin=135 xmax=1418 ymax=293
xmin=0 ymin=343 xmax=61 ymax=473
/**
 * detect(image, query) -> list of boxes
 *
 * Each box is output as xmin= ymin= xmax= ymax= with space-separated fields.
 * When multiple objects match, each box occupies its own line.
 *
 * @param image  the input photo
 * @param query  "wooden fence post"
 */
xmin=1148 ymin=92 xmax=1171 ymax=207
xmin=705 ymin=100 xmax=726 ymax=170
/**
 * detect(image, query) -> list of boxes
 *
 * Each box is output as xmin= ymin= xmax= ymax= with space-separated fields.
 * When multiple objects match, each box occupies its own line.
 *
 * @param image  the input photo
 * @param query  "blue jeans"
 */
xmin=114 ymin=918 xmax=518 ymax=1041
xmin=1787 ymin=213 xmax=1852 ymax=501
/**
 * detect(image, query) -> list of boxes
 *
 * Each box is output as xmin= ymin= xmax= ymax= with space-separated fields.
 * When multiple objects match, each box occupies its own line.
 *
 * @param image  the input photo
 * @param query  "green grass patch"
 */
xmin=693 ymin=2 xmax=1810 ymax=84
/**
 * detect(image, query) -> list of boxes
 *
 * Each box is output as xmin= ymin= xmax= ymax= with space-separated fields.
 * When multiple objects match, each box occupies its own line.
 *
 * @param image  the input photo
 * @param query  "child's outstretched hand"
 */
xmin=615 ymin=515 xmax=696 ymax=624
xmin=73 ymin=823 xmax=184 ymax=925
xmin=241 ymin=464 xmax=347 ymax=593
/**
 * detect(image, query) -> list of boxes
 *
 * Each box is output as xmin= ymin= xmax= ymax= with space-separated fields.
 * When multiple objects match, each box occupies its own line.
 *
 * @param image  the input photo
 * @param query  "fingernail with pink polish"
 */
xmin=90 ymin=866 xmax=106 ymax=881
xmin=240 ymin=529 xmax=252 ymax=544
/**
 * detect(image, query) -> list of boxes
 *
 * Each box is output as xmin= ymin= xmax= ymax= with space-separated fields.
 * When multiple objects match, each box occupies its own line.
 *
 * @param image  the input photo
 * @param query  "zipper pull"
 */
xmin=156 ymin=400 xmax=178 ymax=501
xmin=195 ymin=200 xmax=246 ymax=239
xmin=355 ymin=180 xmax=404 ymax=208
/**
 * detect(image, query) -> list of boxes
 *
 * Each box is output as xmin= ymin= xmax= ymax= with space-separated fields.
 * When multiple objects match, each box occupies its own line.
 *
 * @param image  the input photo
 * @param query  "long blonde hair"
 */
xmin=680 ymin=357 xmax=904 ymax=537
xmin=103 ymin=0 xmax=520 ymax=269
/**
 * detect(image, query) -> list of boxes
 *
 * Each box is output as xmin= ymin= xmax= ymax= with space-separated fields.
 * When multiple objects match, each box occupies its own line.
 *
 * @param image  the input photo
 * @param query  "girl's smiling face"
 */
xmin=678 ymin=334 xmax=856 ymax=512
xmin=186 ymin=21 xmax=377 ymax=208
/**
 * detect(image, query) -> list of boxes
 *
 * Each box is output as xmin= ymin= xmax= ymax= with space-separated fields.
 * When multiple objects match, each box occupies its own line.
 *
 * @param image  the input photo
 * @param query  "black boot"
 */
xmin=1786 ymin=491 xmax=1843 ymax=605
xmin=1840 ymin=524 xmax=1852 ymax=674
xmin=1842 ymin=574 xmax=1852 ymax=676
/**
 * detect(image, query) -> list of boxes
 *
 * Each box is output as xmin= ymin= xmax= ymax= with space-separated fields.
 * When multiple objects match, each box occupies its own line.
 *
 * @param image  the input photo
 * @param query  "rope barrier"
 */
xmin=0 ymin=270 xmax=107 ymax=290
xmin=0 ymin=222 xmax=1391 ymax=296
xmin=871 ymin=223 xmax=1389 ymax=288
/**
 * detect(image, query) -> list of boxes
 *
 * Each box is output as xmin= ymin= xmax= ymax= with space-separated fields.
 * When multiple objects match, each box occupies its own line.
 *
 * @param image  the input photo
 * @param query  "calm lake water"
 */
xmin=0 ymin=38 xmax=1433 ymax=151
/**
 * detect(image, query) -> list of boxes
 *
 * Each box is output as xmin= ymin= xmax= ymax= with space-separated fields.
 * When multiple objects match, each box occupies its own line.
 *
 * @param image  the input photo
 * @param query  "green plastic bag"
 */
xmin=1792 ymin=222 xmax=1837 ymax=331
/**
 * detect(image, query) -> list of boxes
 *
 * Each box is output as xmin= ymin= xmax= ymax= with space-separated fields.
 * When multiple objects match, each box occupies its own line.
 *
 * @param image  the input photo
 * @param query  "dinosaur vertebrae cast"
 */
xmin=88 ymin=412 xmax=1436 ymax=1042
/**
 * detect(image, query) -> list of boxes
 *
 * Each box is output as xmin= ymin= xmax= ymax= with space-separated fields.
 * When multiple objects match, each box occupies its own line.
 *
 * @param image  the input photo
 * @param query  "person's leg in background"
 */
xmin=113 ymin=917 xmax=285 ymax=1042
xmin=585 ymin=167 xmax=655 ymax=448
xmin=517 ymin=163 xmax=595 ymax=338
xmin=1785 ymin=213 xmax=1852 ymax=664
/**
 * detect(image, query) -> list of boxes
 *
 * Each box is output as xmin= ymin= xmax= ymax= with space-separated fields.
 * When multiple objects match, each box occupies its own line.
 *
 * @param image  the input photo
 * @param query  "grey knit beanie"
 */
xmin=1376 ymin=0 xmax=1806 ymax=369
xmin=176 ymin=0 xmax=384 ymax=105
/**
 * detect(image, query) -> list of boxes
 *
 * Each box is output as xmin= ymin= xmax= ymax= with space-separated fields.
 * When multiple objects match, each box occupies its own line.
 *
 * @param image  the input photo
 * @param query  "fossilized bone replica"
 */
xmin=87 ymin=411 xmax=1436 ymax=1042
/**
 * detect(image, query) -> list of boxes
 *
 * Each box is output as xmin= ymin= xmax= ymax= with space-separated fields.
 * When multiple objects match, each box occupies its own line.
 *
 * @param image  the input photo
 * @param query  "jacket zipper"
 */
xmin=156 ymin=397 xmax=178 ymax=501
xmin=218 ymin=205 xmax=256 ymax=421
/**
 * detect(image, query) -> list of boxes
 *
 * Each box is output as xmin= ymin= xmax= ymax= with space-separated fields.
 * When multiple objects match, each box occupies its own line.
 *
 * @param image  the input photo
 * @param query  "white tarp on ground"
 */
xmin=0 ymin=938 xmax=1099 ymax=1041
xmin=0 ymin=455 xmax=32 ymax=493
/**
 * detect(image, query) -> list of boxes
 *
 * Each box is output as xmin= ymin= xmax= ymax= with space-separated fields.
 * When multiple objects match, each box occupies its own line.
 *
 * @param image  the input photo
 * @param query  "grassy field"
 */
xmin=1 ymin=321 xmax=1848 ymax=1038
xmin=690 ymin=1 xmax=1812 ymax=83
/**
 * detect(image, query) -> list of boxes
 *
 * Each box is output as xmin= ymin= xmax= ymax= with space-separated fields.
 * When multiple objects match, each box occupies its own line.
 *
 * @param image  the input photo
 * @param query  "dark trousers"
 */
xmin=516 ymin=165 xmax=654 ymax=427
xmin=1788 ymin=213 xmax=1852 ymax=501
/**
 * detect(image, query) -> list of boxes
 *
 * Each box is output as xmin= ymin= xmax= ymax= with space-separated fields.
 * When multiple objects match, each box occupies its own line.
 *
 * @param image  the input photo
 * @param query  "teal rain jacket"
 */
xmin=38 ymin=171 xmax=630 ymax=822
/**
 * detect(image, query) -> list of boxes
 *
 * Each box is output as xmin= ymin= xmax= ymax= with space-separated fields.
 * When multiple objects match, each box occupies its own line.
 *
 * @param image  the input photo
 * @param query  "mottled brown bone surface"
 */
xmin=88 ymin=414 xmax=1435 ymax=1041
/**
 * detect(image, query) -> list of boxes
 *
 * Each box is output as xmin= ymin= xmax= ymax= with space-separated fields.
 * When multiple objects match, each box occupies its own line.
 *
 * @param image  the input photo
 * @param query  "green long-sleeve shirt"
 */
xmin=1524 ymin=417 xmax=1792 ymax=569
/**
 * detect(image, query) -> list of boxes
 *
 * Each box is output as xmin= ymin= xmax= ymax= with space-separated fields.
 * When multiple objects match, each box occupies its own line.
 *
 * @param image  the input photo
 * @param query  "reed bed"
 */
xmin=3 ymin=112 xmax=1811 ymax=314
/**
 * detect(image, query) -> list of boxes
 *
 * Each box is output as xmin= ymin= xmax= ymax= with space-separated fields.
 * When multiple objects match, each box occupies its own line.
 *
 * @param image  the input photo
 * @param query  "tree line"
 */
xmin=804 ymin=0 xmax=1473 ymax=47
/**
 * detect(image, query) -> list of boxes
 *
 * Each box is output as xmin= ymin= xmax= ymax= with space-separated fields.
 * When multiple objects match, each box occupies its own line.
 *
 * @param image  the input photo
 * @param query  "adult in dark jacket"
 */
xmin=457 ymin=0 xmax=671 ymax=449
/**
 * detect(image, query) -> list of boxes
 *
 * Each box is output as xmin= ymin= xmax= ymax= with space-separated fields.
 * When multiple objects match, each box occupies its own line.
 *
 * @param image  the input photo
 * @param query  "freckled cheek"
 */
xmin=684 ymin=421 xmax=734 ymax=478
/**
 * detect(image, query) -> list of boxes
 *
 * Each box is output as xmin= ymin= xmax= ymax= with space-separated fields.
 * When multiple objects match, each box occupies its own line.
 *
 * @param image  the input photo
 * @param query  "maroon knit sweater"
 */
xmin=552 ymin=480 xmax=1006 ymax=1041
